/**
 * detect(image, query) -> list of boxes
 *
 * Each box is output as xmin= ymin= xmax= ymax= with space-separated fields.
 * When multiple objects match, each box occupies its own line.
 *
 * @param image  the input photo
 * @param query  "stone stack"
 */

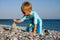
xmin=10 ymin=22 xmax=19 ymax=33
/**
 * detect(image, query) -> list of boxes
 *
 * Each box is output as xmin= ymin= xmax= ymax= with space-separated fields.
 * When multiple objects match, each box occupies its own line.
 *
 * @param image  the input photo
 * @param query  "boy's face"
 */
xmin=22 ymin=9 xmax=31 ymax=15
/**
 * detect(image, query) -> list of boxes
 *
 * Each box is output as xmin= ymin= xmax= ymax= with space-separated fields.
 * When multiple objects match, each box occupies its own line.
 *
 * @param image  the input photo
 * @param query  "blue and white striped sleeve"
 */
xmin=21 ymin=16 xmax=26 ymax=22
xmin=34 ymin=12 xmax=38 ymax=24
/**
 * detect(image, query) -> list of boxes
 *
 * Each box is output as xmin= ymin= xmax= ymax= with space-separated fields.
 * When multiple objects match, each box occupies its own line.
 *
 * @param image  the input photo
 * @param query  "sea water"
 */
xmin=0 ymin=19 xmax=60 ymax=31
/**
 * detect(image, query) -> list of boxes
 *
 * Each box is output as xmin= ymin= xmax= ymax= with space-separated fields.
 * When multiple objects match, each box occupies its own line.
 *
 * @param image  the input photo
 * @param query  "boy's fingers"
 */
xmin=13 ymin=19 xmax=16 ymax=22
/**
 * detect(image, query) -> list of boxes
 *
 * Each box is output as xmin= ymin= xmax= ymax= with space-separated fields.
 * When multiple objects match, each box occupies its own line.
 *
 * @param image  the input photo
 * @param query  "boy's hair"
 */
xmin=21 ymin=2 xmax=32 ymax=12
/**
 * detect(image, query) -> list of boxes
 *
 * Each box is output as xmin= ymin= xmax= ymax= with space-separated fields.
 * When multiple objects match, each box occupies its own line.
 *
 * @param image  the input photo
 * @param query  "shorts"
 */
xmin=26 ymin=20 xmax=42 ymax=35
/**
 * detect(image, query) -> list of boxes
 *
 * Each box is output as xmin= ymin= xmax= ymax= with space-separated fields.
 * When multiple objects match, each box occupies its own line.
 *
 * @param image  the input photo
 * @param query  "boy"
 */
xmin=13 ymin=2 xmax=42 ymax=35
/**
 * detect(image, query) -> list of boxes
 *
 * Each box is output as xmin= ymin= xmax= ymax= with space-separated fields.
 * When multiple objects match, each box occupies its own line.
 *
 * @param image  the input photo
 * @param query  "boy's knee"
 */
xmin=26 ymin=25 xmax=33 ymax=32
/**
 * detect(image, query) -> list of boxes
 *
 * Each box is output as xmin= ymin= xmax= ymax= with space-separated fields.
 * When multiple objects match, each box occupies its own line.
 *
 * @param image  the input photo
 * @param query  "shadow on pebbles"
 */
xmin=0 ymin=22 xmax=60 ymax=40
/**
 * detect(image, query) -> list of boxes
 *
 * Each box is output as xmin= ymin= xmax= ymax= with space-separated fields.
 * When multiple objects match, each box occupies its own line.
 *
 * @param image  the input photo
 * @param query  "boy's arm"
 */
xmin=13 ymin=19 xmax=22 ymax=23
xmin=14 ymin=20 xmax=22 ymax=23
xmin=33 ymin=24 xmax=37 ymax=33
xmin=13 ymin=16 xmax=26 ymax=23
xmin=33 ymin=11 xmax=38 ymax=33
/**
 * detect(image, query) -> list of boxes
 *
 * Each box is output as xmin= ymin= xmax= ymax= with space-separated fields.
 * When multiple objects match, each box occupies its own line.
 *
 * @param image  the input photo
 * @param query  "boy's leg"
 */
xmin=26 ymin=23 xmax=34 ymax=32
xmin=36 ymin=20 xmax=42 ymax=35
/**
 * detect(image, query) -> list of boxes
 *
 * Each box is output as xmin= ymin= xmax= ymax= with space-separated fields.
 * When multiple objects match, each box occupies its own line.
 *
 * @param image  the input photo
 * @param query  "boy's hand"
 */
xmin=32 ymin=24 xmax=36 ymax=34
xmin=13 ymin=19 xmax=16 ymax=22
xmin=13 ymin=19 xmax=22 ymax=23
xmin=29 ymin=30 xmax=36 ymax=35
xmin=33 ymin=30 xmax=36 ymax=34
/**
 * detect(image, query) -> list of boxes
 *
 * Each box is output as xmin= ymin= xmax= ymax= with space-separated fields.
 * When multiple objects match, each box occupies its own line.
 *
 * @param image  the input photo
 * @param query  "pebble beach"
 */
xmin=0 ymin=22 xmax=60 ymax=40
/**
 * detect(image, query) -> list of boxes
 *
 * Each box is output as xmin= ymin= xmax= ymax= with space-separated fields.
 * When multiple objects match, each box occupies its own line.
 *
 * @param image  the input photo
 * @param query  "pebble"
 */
xmin=0 ymin=23 xmax=60 ymax=40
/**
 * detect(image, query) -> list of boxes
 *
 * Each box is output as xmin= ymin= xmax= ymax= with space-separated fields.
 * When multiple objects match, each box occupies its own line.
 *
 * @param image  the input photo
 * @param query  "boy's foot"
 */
xmin=42 ymin=30 xmax=50 ymax=36
xmin=29 ymin=30 xmax=36 ymax=35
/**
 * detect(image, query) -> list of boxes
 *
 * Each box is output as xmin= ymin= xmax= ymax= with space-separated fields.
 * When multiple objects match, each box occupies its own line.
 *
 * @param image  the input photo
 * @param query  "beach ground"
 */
xmin=0 ymin=23 xmax=60 ymax=40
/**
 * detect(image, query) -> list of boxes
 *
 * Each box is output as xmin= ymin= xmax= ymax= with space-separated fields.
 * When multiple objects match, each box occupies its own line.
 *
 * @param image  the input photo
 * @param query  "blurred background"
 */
xmin=0 ymin=0 xmax=60 ymax=19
